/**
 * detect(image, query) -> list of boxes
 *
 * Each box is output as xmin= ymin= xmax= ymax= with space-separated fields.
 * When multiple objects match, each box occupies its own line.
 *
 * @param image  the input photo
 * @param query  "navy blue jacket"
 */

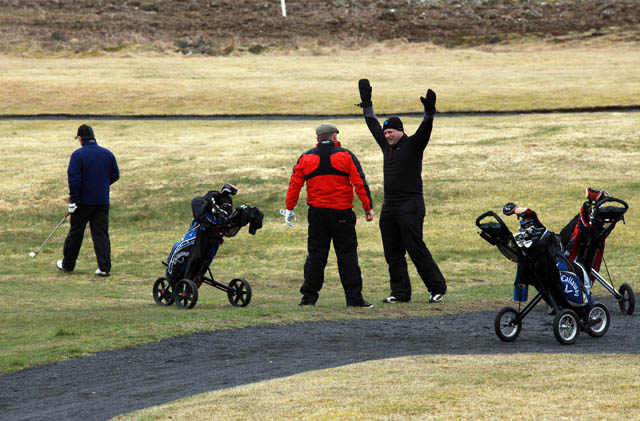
xmin=67 ymin=140 xmax=119 ymax=205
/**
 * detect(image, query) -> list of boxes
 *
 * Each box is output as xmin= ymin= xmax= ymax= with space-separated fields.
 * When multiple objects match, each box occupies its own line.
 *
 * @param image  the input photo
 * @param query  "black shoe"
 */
xmin=382 ymin=296 xmax=410 ymax=303
xmin=429 ymin=293 xmax=445 ymax=303
xmin=348 ymin=300 xmax=374 ymax=308
xmin=299 ymin=297 xmax=316 ymax=306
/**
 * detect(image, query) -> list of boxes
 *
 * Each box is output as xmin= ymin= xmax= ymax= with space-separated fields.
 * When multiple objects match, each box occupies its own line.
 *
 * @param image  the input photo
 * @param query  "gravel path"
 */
xmin=1 ymin=295 xmax=638 ymax=421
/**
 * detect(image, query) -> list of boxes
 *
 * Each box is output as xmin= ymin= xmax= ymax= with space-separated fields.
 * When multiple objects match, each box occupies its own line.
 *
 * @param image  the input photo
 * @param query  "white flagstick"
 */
xmin=281 ymin=0 xmax=287 ymax=17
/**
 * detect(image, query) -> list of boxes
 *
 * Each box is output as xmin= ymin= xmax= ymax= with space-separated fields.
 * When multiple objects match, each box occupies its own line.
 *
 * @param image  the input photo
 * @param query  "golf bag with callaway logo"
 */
xmin=477 ymin=202 xmax=610 ymax=345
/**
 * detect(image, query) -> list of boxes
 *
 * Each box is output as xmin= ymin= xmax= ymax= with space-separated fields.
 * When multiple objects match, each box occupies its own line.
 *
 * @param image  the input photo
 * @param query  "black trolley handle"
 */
xmin=595 ymin=196 xmax=629 ymax=224
xmin=595 ymin=196 xmax=629 ymax=212
xmin=475 ymin=210 xmax=510 ymax=232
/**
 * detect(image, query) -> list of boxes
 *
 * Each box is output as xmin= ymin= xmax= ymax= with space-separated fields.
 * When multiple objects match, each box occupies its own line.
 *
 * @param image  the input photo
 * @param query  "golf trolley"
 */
xmin=476 ymin=203 xmax=610 ymax=345
xmin=152 ymin=184 xmax=263 ymax=310
xmin=560 ymin=188 xmax=634 ymax=315
xmin=153 ymin=264 xmax=252 ymax=310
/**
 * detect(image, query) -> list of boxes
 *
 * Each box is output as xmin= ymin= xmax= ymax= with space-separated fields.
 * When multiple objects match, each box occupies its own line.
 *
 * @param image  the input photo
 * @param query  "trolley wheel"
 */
xmin=585 ymin=303 xmax=610 ymax=338
xmin=494 ymin=307 xmax=522 ymax=342
xmin=553 ymin=309 xmax=580 ymax=345
xmin=618 ymin=283 xmax=635 ymax=315
xmin=173 ymin=279 xmax=199 ymax=309
xmin=152 ymin=277 xmax=174 ymax=306
xmin=227 ymin=278 xmax=252 ymax=307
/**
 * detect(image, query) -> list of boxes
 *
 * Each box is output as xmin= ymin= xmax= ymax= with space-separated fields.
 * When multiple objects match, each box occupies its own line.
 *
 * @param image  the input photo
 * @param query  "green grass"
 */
xmin=0 ymin=112 xmax=638 ymax=373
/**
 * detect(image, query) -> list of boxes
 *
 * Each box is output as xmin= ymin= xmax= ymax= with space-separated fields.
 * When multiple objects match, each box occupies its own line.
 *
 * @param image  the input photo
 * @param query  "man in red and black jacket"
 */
xmin=283 ymin=123 xmax=375 ymax=308
xmin=357 ymin=79 xmax=447 ymax=304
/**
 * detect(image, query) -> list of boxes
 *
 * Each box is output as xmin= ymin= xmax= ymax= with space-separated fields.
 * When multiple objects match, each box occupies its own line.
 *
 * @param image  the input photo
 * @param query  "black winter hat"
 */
xmin=383 ymin=116 xmax=403 ymax=132
xmin=76 ymin=124 xmax=95 ymax=140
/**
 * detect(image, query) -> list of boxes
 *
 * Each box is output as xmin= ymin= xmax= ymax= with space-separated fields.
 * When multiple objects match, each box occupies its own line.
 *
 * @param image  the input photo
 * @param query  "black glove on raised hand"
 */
xmin=420 ymin=89 xmax=436 ymax=115
xmin=357 ymin=79 xmax=372 ymax=108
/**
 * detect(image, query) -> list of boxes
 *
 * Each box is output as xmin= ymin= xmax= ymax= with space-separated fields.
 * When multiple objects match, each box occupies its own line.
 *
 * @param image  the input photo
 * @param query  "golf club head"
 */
xmin=502 ymin=202 xmax=517 ymax=216
xmin=220 ymin=183 xmax=238 ymax=196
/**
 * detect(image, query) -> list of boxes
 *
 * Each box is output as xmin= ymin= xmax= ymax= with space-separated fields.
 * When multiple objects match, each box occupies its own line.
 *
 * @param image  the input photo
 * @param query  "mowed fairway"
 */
xmin=1 ymin=40 xmax=639 ymax=419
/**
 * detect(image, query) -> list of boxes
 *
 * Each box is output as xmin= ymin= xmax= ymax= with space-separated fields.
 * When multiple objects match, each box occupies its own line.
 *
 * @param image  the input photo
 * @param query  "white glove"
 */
xmin=279 ymin=209 xmax=296 ymax=227
xmin=68 ymin=203 xmax=77 ymax=213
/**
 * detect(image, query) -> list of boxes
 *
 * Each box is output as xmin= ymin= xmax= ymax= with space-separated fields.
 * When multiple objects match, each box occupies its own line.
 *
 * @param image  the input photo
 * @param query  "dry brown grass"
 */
xmin=116 ymin=354 xmax=640 ymax=420
xmin=1 ymin=39 xmax=639 ymax=115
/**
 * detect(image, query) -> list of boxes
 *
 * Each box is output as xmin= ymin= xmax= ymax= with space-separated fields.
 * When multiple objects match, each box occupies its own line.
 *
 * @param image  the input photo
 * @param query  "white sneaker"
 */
xmin=382 ymin=296 xmax=410 ymax=303
xmin=429 ymin=293 xmax=445 ymax=303
xmin=56 ymin=260 xmax=71 ymax=273
xmin=95 ymin=269 xmax=110 ymax=277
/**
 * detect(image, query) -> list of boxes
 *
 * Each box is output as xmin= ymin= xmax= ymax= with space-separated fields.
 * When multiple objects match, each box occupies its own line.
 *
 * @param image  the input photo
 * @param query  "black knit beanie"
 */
xmin=383 ymin=116 xmax=403 ymax=132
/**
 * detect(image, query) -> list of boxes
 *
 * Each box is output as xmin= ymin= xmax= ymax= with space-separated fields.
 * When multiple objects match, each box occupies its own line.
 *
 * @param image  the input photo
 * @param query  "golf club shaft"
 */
xmin=32 ymin=212 xmax=70 ymax=256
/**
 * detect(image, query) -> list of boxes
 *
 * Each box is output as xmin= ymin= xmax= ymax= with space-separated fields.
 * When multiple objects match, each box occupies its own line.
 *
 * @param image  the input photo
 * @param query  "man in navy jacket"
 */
xmin=56 ymin=124 xmax=119 ymax=276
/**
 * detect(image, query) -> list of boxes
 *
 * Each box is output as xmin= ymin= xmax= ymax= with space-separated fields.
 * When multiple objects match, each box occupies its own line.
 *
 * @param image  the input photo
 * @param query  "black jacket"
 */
xmin=363 ymin=106 xmax=434 ymax=202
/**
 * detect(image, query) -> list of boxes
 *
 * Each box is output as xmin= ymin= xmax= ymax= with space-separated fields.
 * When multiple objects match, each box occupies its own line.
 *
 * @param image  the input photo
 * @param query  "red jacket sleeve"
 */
xmin=285 ymin=155 xmax=307 ymax=210
xmin=346 ymin=152 xmax=373 ymax=211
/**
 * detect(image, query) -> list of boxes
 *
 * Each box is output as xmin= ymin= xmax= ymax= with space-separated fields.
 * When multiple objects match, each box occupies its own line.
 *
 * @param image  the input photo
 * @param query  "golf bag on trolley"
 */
xmin=559 ymin=187 xmax=634 ymax=315
xmin=153 ymin=183 xmax=264 ymax=309
xmin=477 ymin=202 xmax=610 ymax=345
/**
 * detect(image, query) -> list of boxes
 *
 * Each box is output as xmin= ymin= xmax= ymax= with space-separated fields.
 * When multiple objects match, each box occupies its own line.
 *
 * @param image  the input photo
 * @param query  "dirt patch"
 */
xmin=1 ymin=0 xmax=640 ymax=54
xmin=1 ymin=294 xmax=637 ymax=420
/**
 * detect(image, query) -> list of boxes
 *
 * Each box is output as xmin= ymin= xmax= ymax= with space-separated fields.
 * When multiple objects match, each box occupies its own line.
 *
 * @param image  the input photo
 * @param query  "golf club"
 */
xmin=29 ymin=212 xmax=70 ymax=259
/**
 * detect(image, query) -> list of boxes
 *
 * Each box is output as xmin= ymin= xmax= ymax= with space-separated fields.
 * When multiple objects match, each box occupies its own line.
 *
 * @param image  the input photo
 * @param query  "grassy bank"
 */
xmin=1 ymin=113 xmax=638 ymax=373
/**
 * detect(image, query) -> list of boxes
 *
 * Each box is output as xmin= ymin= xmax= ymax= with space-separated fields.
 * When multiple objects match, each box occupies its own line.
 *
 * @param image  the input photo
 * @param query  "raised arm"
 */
xmin=358 ymin=79 xmax=387 ymax=151
xmin=412 ymin=89 xmax=436 ymax=148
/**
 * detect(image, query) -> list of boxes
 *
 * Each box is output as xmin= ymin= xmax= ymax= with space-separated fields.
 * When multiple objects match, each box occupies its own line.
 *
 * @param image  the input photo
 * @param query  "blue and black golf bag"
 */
xmin=164 ymin=184 xmax=263 ymax=285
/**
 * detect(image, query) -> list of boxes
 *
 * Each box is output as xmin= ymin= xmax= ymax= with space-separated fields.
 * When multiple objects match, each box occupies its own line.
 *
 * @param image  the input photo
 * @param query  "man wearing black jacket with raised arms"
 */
xmin=357 ymin=79 xmax=446 ymax=304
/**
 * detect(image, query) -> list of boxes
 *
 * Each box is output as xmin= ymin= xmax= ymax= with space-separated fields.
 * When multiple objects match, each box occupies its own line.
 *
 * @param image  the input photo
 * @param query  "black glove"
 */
xmin=420 ymin=89 xmax=436 ymax=115
xmin=357 ymin=79 xmax=372 ymax=108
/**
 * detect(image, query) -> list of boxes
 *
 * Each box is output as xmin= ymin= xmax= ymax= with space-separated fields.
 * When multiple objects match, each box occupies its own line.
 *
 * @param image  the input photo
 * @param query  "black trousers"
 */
xmin=301 ymin=207 xmax=365 ymax=305
xmin=62 ymin=205 xmax=111 ymax=272
xmin=379 ymin=199 xmax=446 ymax=300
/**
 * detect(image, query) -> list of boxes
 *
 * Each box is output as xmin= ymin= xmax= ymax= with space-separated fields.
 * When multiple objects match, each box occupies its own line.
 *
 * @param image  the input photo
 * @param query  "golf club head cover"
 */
xmin=358 ymin=79 xmax=372 ymax=108
xmin=502 ymin=202 xmax=517 ymax=216
xmin=420 ymin=89 xmax=437 ymax=115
